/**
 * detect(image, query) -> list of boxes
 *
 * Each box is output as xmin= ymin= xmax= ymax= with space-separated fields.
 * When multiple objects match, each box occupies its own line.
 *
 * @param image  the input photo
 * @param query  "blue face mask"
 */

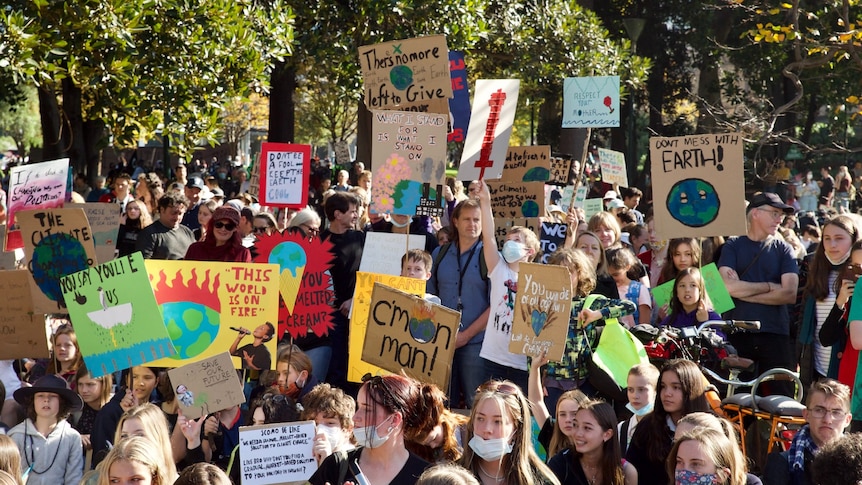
xmin=626 ymin=401 xmax=654 ymax=417
xmin=502 ymin=240 xmax=527 ymax=263
xmin=675 ymin=469 xmax=719 ymax=485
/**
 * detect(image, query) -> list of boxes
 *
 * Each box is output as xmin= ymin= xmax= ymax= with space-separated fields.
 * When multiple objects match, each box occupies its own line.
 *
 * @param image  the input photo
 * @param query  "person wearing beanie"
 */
xmin=184 ymin=206 xmax=252 ymax=262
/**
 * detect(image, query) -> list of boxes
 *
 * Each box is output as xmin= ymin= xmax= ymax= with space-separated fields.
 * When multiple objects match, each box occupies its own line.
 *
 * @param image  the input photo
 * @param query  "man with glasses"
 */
xmin=763 ymin=379 xmax=852 ymax=485
xmin=719 ymin=192 xmax=799 ymax=396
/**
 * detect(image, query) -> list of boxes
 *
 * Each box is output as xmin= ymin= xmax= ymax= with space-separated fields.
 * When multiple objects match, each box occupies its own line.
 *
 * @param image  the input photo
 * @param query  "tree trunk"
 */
xmin=355 ymin=100 xmax=372 ymax=169
xmin=269 ymin=62 xmax=296 ymax=143
xmin=800 ymin=92 xmax=818 ymax=146
xmin=37 ymin=85 xmax=63 ymax=162
xmin=61 ymin=77 xmax=87 ymax=174
xmin=696 ymin=8 xmax=734 ymax=134
xmin=83 ymin=119 xmax=106 ymax=183
xmin=536 ymin=89 xmax=561 ymax=149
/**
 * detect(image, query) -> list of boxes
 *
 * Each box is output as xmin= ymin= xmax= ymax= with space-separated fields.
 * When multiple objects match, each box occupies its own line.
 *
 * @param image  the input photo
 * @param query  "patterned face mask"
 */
xmin=675 ymin=469 xmax=719 ymax=485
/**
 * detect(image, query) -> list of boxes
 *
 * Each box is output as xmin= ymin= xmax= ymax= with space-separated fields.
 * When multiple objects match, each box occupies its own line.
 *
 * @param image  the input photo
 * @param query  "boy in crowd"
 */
xmin=618 ymin=362 xmax=659 ymax=453
xmin=401 ymin=249 xmax=440 ymax=304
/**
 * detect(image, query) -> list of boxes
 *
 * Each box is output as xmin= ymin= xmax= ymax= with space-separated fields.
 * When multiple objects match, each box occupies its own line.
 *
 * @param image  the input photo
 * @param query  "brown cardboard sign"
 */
xmin=168 ymin=352 xmax=246 ymax=419
xmin=494 ymin=217 xmax=540 ymax=251
xmin=508 ymin=262 xmax=572 ymax=362
xmin=17 ymin=208 xmax=97 ymax=314
xmin=0 ymin=270 xmax=48 ymax=359
xmin=649 ymin=133 xmax=747 ymax=238
xmin=486 ymin=181 xmax=545 ymax=219
xmin=361 ymin=283 xmax=459 ymax=391
xmin=549 ymin=156 xmax=573 ymax=186
xmin=358 ymin=35 xmax=452 ymax=112
xmin=500 ymin=146 xmax=551 ymax=182
xmin=67 ymin=203 xmax=122 ymax=264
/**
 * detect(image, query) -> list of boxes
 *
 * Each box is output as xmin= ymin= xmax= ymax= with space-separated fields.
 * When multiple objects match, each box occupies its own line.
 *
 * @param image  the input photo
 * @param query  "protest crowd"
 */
xmin=5 ymin=36 xmax=862 ymax=485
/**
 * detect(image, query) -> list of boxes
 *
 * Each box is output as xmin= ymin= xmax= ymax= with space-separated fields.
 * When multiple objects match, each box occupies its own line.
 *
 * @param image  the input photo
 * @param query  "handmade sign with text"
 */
xmin=509 ymin=262 xmax=572 ymax=362
xmin=145 ymin=260 xmax=280 ymax=369
xmin=253 ymin=231 xmax=335 ymax=341
xmin=168 ymin=352 xmax=246 ymax=419
xmin=549 ymin=156 xmax=573 ymax=186
xmin=6 ymin=158 xmax=69 ymax=251
xmin=348 ymin=272 xmax=427 ymax=383
xmin=358 ymin=35 xmax=452 ymax=112
xmin=240 ymin=421 xmax=317 ymax=485
xmin=500 ymin=146 xmax=551 ymax=183
xmin=486 ymin=181 xmax=545 ymax=219
xmin=0 ymin=270 xmax=48 ymax=359
xmin=258 ymin=142 xmax=311 ymax=208
xmin=60 ymin=253 xmax=174 ymax=378
xmin=649 ymin=133 xmax=746 ymax=238
xmin=0 ymin=226 xmax=19 ymax=270
xmin=335 ymin=140 xmax=351 ymax=164
xmin=370 ymin=110 xmax=447 ymax=216
xmin=458 ymin=79 xmax=521 ymax=181
xmin=583 ymin=198 xmax=603 ymax=220
xmin=539 ymin=222 xmax=568 ymax=264
xmin=68 ymin=203 xmax=122 ymax=264
xmin=597 ymin=148 xmax=628 ymax=187
xmin=562 ymin=76 xmax=620 ymax=128
xmin=362 ymin=283 xmax=459 ymax=391
xmin=18 ymin=208 xmax=97 ymax=314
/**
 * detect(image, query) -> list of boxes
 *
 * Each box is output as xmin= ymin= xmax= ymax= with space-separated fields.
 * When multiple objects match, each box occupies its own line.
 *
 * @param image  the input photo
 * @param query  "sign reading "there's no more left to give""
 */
xmin=258 ymin=143 xmax=311 ymax=208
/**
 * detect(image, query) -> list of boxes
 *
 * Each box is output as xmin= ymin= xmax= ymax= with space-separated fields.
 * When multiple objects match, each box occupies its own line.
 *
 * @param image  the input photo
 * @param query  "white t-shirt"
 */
xmin=480 ymin=261 xmax=529 ymax=371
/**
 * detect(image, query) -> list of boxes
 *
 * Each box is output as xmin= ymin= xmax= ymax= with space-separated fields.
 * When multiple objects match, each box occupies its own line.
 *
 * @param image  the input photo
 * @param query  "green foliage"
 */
xmin=0 ymin=85 xmax=41 ymax=155
xmin=0 ymin=0 xmax=294 ymax=162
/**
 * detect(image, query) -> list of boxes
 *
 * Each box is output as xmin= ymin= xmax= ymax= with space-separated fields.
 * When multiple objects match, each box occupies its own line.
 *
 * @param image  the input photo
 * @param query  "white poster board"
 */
xmin=458 ymin=79 xmax=520 ymax=181
xmin=358 ymin=232 xmax=427 ymax=275
xmin=239 ymin=420 xmax=317 ymax=485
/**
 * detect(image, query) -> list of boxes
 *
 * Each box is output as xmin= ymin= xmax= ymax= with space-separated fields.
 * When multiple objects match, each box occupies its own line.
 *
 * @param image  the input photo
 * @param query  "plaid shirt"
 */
xmin=545 ymin=296 xmax=636 ymax=381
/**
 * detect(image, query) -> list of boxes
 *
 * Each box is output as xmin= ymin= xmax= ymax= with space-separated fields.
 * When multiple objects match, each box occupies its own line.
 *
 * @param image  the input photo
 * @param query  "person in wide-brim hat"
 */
xmin=13 ymin=374 xmax=83 ymax=413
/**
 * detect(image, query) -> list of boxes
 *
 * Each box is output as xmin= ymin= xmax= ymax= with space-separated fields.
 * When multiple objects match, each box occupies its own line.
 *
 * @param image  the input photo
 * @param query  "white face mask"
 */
xmin=317 ymin=424 xmax=344 ymax=449
xmin=626 ymin=401 xmax=654 ymax=417
xmin=826 ymin=250 xmax=851 ymax=266
xmin=468 ymin=435 xmax=513 ymax=461
xmin=352 ymin=414 xmax=394 ymax=449
xmin=502 ymin=240 xmax=527 ymax=263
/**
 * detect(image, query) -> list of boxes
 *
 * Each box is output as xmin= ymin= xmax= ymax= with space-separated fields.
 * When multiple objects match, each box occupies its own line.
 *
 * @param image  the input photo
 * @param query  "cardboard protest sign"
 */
xmin=362 ymin=283 xmax=459 ymax=390
xmin=447 ymin=51 xmax=471 ymax=143
xmin=358 ymin=35 xmax=452 ymax=112
xmin=18 ymin=208 xmax=97 ymax=314
xmin=258 ymin=142 xmax=311 ymax=208
xmin=0 ymin=226 xmax=19 ymax=270
xmin=562 ymin=76 xmax=620 ymax=128
xmin=494 ymin=218 xmax=540 ymax=251
xmin=458 ymin=79 xmax=521 ymax=181
xmin=359 ymin=232 xmax=427 ymax=275
xmin=67 ymin=203 xmax=121 ymax=264
xmin=549 ymin=156 xmax=573 ymax=186
xmin=334 ymin=140 xmax=351 ymax=164
xmin=583 ymin=198 xmax=603 ymax=220
xmin=597 ymin=148 xmax=628 ymax=187
xmin=248 ymin=158 xmax=260 ymax=199
xmin=60 ymin=253 xmax=174 ymax=378
xmin=370 ymin=110 xmax=448 ymax=216
xmin=144 ymin=260 xmax=280 ymax=369
xmin=651 ymin=263 xmax=735 ymax=315
xmin=240 ymin=421 xmax=317 ymax=485
xmin=501 ymin=146 xmax=551 ymax=183
xmin=168 ymin=352 xmax=246 ymax=418
xmin=348 ymin=272 xmax=426 ymax=383
xmin=509 ymin=262 xmax=572 ymax=362
xmin=253 ymin=231 xmax=335 ymax=340
xmin=486 ymin=181 xmax=545 ymax=219
xmin=0 ymin=270 xmax=48 ymax=359
xmin=649 ymin=133 xmax=747 ymax=238
xmin=6 ymin=158 xmax=69 ymax=251
xmin=539 ymin=222 xmax=568 ymax=264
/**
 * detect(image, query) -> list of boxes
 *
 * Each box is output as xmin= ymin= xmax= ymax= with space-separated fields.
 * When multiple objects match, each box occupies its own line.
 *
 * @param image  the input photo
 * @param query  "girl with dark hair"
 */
xmin=308 ymin=375 xmax=432 ymax=485
xmin=72 ymin=365 xmax=113 ymax=452
xmin=184 ymin=206 xmax=251 ymax=262
xmin=658 ymin=238 xmax=702 ymax=285
xmin=548 ymin=400 xmax=636 ymax=485
xmin=659 ymin=267 xmax=721 ymax=329
xmin=116 ymin=200 xmax=153 ymax=256
xmin=625 ymin=359 xmax=712 ymax=485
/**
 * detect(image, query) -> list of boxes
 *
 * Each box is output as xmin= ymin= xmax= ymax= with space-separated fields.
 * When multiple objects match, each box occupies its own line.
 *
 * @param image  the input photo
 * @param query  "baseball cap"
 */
xmin=747 ymin=192 xmax=794 ymax=214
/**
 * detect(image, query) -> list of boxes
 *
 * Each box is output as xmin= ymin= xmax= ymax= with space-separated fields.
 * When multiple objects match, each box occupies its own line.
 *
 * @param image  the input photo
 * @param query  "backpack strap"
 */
xmin=432 ymin=241 xmax=488 ymax=282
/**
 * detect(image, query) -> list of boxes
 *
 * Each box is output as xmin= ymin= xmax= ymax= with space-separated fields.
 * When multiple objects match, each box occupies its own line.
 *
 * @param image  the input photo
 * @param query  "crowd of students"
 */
xmin=2 ymin=154 xmax=862 ymax=484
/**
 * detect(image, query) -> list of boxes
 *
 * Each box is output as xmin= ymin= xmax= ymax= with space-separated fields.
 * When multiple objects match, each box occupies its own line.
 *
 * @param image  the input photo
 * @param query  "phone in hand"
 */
xmin=842 ymin=263 xmax=862 ymax=282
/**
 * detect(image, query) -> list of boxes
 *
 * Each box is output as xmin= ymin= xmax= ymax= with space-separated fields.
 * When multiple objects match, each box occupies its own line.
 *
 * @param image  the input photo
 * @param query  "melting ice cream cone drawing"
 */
xmin=269 ymin=242 xmax=307 ymax=313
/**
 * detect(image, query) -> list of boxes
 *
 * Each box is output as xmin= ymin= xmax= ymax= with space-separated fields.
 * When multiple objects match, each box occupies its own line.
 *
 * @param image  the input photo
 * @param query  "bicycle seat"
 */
xmin=721 ymin=355 xmax=755 ymax=372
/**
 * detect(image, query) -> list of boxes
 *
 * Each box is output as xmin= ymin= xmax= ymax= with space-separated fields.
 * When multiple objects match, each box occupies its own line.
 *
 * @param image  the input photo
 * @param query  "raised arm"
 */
xmin=477 ymin=180 xmax=502 ymax=274
xmin=528 ymin=351 xmax=551 ymax=429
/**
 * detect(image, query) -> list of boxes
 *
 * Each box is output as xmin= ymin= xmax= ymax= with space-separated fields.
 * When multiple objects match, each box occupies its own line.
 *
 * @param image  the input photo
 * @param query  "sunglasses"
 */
xmin=214 ymin=221 xmax=237 ymax=231
xmin=301 ymin=224 xmax=320 ymax=236
xmin=476 ymin=380 xmax=521 ymax=396
xmin=253 ymin=226 xmax=270 ymax=234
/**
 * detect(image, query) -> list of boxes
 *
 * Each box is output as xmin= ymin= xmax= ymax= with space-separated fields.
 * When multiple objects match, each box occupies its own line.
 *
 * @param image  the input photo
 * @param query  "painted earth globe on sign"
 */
xmin=409 ymin=316 xmax=436 ymax=344
xmin=666 ymin=178 xmax=720 ymax=228
xmin=390 ymin=65 xmax=414 ymax=90
xmin=32 ymin=233 xmax=90 ymax=304
xmin=163 ymin=301 xmax=220 ymax=359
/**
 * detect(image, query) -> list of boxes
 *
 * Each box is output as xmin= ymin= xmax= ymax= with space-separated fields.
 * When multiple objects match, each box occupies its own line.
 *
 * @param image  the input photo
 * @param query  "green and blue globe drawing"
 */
xmin=390 ymin=65 xmax=413 ymax=90
xmin=162 ymin=301 xmax=220 ymax=359
xmin=666 ymin=178 xmax=720 ymax=228
xmin=521 ymin=200 xmax=540 ymax=217
xmin=522 ymin=167 xmax=550 ymax=182
xmin=409 ymin=317 xmax=436 ymax=344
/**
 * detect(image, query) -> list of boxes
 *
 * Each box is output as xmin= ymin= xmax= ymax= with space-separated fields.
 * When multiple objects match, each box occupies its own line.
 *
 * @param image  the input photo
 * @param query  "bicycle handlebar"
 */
xmin=696 ymin=319 xmax=761 ymax=334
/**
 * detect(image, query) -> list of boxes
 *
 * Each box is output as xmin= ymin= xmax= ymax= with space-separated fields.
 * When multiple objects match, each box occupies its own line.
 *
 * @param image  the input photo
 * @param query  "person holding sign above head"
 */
xmin=307 ymin=375 xmax=432 ymax=485
xmin=184 ymin=206 xmax=252 ymax=263
xmin=475 ymin=179 xmax=540 ymax=392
